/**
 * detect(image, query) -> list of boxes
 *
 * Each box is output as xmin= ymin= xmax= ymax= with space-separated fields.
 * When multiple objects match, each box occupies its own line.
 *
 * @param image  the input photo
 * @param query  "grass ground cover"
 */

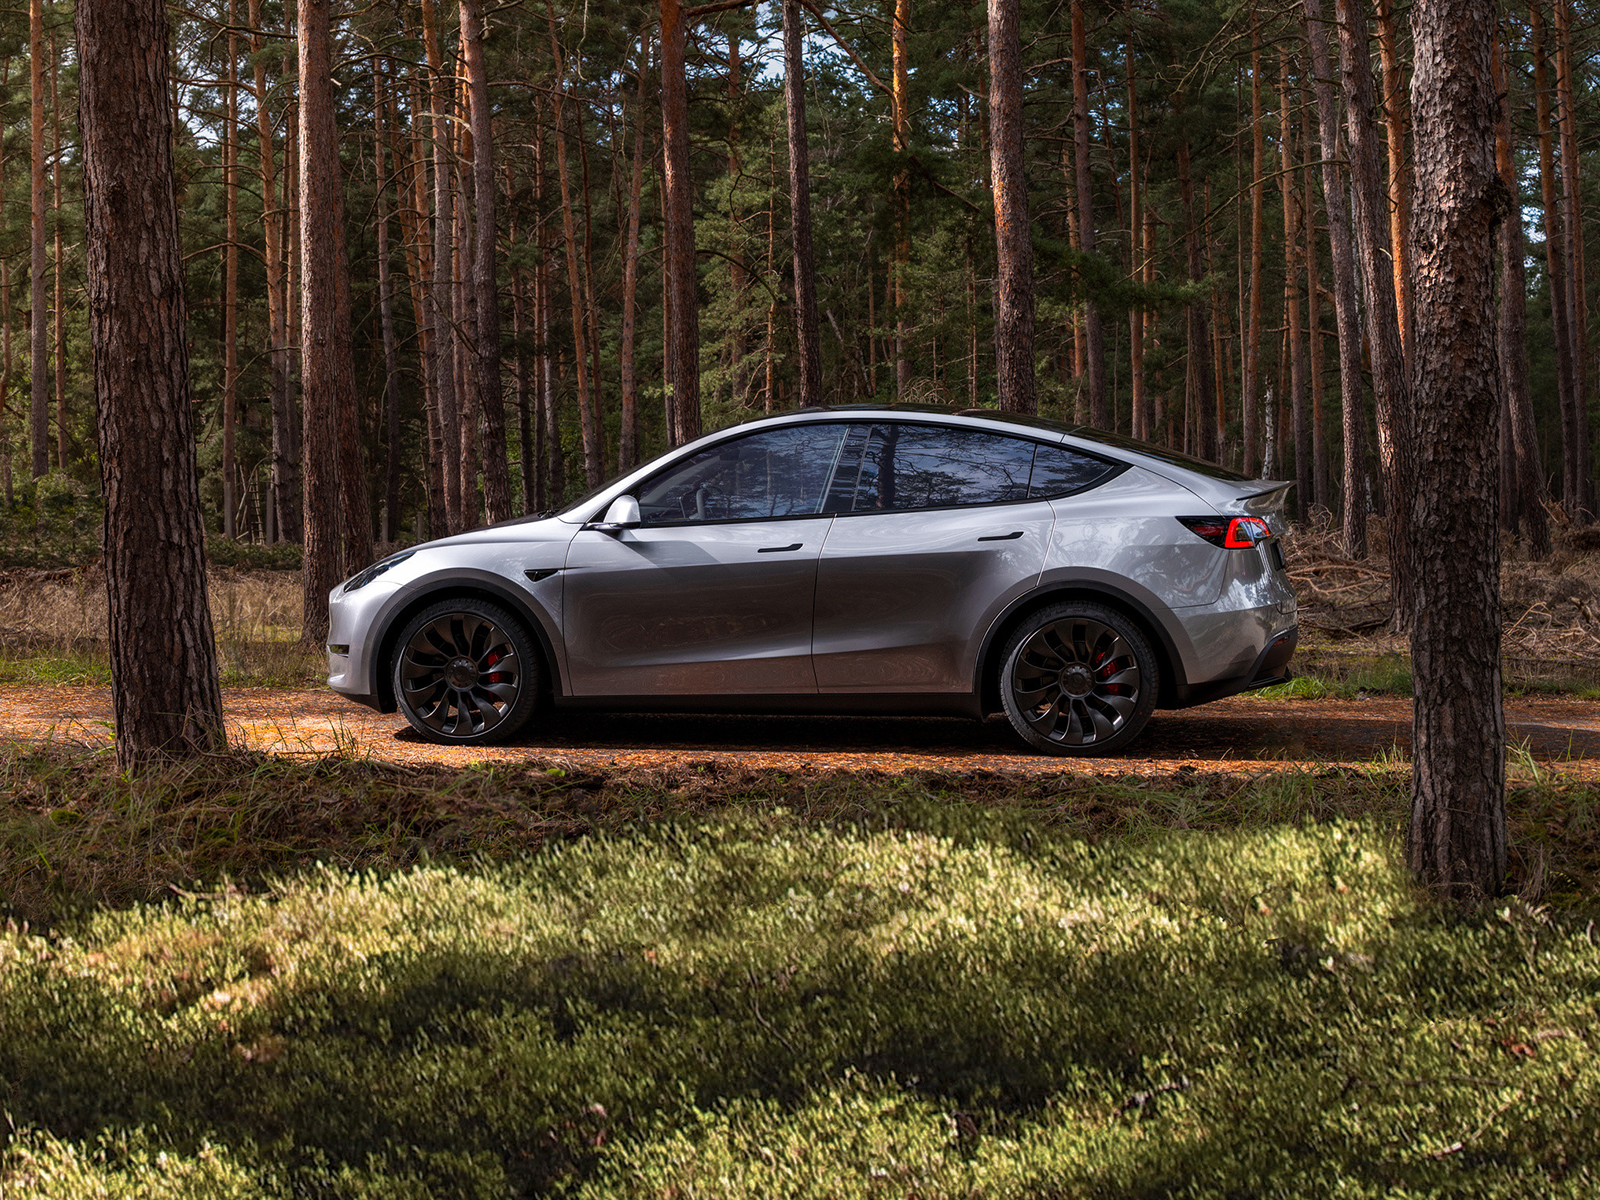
xmin=2 ymin=745 xmax=1598 ymax=1198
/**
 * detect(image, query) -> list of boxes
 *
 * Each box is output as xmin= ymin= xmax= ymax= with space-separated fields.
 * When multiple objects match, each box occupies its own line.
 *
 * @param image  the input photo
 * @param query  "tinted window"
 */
xmin=829 ymin=424 xmax=1037 ymax=512
xmin=636 ymin=425 xmax=847 ymax=524
xmin=1028 ymin=443 xmax=1119 ymax=497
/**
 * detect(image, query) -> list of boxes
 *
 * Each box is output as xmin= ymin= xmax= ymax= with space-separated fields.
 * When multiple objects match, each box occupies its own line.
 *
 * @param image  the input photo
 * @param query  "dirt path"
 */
xmin=2 ymin=686 xmax=1596 ymax=780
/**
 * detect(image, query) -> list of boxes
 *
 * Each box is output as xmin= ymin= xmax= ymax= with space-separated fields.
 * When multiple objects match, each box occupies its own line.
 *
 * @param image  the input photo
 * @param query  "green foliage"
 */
xmin=0 ymin=475 xmax=103 ymax=569
xmin=2 ymin=752 xmax=1599 ymax=1197
xmin=205 ymin=538 xmax=303 ymax=571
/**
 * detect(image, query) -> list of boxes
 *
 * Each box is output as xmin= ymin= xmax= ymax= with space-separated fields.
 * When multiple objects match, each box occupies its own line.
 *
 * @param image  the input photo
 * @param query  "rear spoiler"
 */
xmin=1238 ymin=481 xmax=1294 ymax=516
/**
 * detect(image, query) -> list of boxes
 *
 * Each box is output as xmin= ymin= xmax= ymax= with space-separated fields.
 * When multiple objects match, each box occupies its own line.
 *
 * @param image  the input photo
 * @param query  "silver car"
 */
xmin=326 ymin=406 xmax=1298 ymax=756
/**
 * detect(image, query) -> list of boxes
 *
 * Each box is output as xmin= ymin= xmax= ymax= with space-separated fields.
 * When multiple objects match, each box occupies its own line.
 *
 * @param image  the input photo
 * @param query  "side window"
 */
xmin=830 ymin=424 xmax=1039 ymax=512
xmin=1028 ymin=443 xmax=1120 ymax=498
xmin=635 ymin=425 xmax=847 ymax=524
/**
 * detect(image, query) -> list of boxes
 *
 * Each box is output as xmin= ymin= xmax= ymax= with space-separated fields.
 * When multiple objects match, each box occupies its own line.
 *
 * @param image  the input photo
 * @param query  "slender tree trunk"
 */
xmin=78 ymin=0 xmax=225 ymax=766
xmin=29 ymin=0 xmax=47 ymax=478
xmin=1490 ymin=36 xmax=1548 ymax=556
xmin=619 ymin=37 xmax=648 ymax=472
xmin=546 ymin=11 xmax=602 ymax=488
xmin=1375 ymin=0 xmax=1414 ymax=361
xmin=1406 ymin=0 xmax=1508 ymax=905
xmin=660 ymin=0 xmax=701 ymax=444
xmin=423 ymin=0 xmax=460 ymax=532
xmin=1070 ymin=0 xmax=1105 ymax=426
xmin=988 ymin=0 xmax=1035 ymax=415
xmin=1304 ymin=0 xmax=1367 ymax=556
xmin=1244 ymin=18 xmax=1265 ymax=475
xmin=1178 ymin=138 xmax=1217 ymax=462
xmin=784 ymin=0 xmax=823 ymax=408
xmin=1127 ymin=47 xmax=1146 ymax=441
xmin=1553 ymin=0 xmax=1592 ymax=517
xmin=223 ymin=9 xmax=239 ymax=538
xmin=49 ymin=30 xmax=65 ymax=471
xmin=575 ymin=97 xmax=607 ymax=486
xmin=534 ymin=104 xmax=563 ymax=505
xmin=1303 ymin=85 xmax=1330 ymax=513
xmin=373 ymin=54 xmax=402 ymax=544
xmin=1530 ymin=4 xmax=1583 ymax=520
xmin=298 ymin=0 xmax=370 ymax=643
xmin=892 ymin=0 xmax=912 ymax=396
xmin=1338 ymin=0 xmax=1412 ymax=626
xmin=460 ymin=0 xmax=510 ymax=523
xmin=1282 ymin=61 xmax=1310 ymax=517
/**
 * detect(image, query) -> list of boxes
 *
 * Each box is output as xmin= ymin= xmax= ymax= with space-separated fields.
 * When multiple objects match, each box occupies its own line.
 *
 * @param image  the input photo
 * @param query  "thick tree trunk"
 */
xmin=461 ymin=0 xmax=511 ymax=524
xmin=78 ymin=0 xmax=225 ymax=766
xmin=1071 ymin=0 xmax=1106 ymax=427
xmin=1405 ymin=0 xmax=1508 ymax=905
xmin=988 ymin=0 xmax=1035 ymax=415
xmin=784 ymin=0 xmax=822 ymax=408
xmin=298 ymin=0 xmax=370 ymax=643
xmin=28 ymin=0 xmax=46 ymax=478
xmin=1303 ymin=0 xmax=1367 ymax=557
xmin=1337 ymin=0 xmax=1413 ymax=627
xmin=660 ymin=0 xmax=701 ymax=444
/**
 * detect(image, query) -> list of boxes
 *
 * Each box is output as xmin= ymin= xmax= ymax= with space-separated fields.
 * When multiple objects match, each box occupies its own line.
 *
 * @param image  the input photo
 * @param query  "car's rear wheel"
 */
xmin=1000 ymin=602 xmax=1158 ymax=756
xmin=391 ymin=599 xmax=539 ymax=744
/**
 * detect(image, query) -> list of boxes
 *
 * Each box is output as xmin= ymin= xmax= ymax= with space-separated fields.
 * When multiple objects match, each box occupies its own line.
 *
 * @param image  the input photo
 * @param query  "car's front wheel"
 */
xmin=391 ymin=599 xmax=539 ymax=744
xmin=999 ymin=602 xmax=1158 ymax=756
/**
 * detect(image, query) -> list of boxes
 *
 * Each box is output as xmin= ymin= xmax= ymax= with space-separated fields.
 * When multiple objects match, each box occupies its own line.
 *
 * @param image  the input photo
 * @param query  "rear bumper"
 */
xmin=1170 ymin=626 xmax=1298 ymax=708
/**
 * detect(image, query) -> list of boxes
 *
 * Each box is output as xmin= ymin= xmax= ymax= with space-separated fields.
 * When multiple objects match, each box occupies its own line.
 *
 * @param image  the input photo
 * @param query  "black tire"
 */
xmin=391 ymin=598 xmax=539 ymax=745
xmin=999 ymin=602 xmax=1158 ymax=756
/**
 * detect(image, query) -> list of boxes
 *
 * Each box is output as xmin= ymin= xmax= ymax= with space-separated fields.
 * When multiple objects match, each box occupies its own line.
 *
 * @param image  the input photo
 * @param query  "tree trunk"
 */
xmin=461 ymin=0 xmax=511 ymax=524
xmin=619 ymin=36 xmax=648 ymax=472
xmin=660 ymin=0 xmax=701 ymax=444
xmin=534 ymin=104 xmax=564 ymax=505
xmin=1282 ymin=60 xmax=1310 ymax=517
xmin=1303 ymin=0 xmax=1367 ymax=557
xmin=29 ymin=0 xmax=47 ymax=478
xmin=1337 ymin=0 xmax=1413 ymax=627
xmin=892 ymin=0 xmax=911 ymax=396
xmin=1071 ymin=0 xmax=1105 ymax=427
xmin=1553 ymin=0 xmax=1593 ymax=517
xmin=988 ymin=0 xmax=1035 ymax=415
xmin=1405 ymin=0 xmax=1508 ymax=905
xmin=49 ymin=29 xmax=65 ymax=471
xmin=223 ymin=9 xmax=239 ymax=538
xmin=1375 ymin=0 xmax=1413 ymax=361
xmin=1303 ymin=85 xmax=1330 ymax=514
xmin=78 ymin=0 xmax=225 ymax=766
xmin=1178 ymin=138 xmax=1217 ymax=462
xmin=1127 ymin=47 xmax=1146 ymax=441
xmin=298 ymin=0 xmax=370 ymax=643
xmin=422 ymin=0 xmax=460 ymax=532
xmin=373 ymin=54 xmax=402 ymax=544
xmin=1530 ymin=3 xmax=1583 ymax=522
xmin=1244 ymin=17 xmax=1265 ymax=475
xmin=785 ymin=0 xmax=823 ymax=408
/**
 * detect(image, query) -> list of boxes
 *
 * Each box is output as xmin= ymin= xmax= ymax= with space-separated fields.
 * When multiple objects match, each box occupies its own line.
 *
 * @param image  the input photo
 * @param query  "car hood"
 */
xmin=410 ymin=512 xmax=577 ymax=551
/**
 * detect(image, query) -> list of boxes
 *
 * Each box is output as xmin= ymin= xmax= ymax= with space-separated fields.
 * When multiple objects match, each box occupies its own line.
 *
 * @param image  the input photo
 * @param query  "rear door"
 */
xmin=812 ymin=423 xmax=1067 ymax=693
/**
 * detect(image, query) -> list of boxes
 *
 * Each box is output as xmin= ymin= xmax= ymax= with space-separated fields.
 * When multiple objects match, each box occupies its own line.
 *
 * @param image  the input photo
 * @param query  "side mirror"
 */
xmin=590 ymin=494 xmax=640 ymax=534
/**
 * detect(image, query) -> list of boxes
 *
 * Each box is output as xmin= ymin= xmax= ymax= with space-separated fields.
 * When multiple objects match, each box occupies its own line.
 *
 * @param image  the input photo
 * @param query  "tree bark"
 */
xmin=1244 ymin=17 xmax=1265 ymax=475
xmin=1303 ymin=0 xmax=1367 ymax=556
xmin=49 ymin=29 xmax=65 ymax=472
xmin=1071 ymin=0 xmax=1106 ymax=427
xmin=1127 ymin=47 xmax=1146 ymax=441
xmin=298 ymin=0 xmax=370 ymax=643
xmin=892 ymin=0 xmax=911 ymax=396
xmin=461 ymin=0 xmax=511 ymax=524
xmin=223 ymin=7 xmax=240 ymax=539
xmin=77 ymin=0 xmax=225 ymax=766
xmin=1553 ymin=0 xmax=1593 ymax=517
xmin=1281 ymin=60 xmax=1310 ymax=518
xmin=1493 ymin=33 xmax=1549 ymax=556
xmin=660 ymin=0 xmax=701 ymax=444
xmin=29 ymin=0 xmax=47 ymax=478
xmin=1337 ymin=0 xmax=1412 ymax=627
xmin=784 ymin=0 xmax=823 ymax=408
xmin=988 ymin=0 xmax=1035 ymax=415
xmin=619 ymin=35 xmax=648 ymax=471
xmin=1178 ymin=137 xmax=1217 ymax=463
xmin=1405 ymin=0 xmax=1508 ymax=905
xmin=422 ymin=0 xmax=461 ymax=532
xmin=1303 ymin=84 xmax=1330 ymax=514
xmin=1375 ymin=0 xmax=1414 ymax=361
xmin=373 ymin=54 xmax=402 ymax=544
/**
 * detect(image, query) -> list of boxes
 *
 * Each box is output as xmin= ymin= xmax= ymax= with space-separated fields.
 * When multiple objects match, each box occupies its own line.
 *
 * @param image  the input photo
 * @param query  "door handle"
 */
xmin=978 ymin=531 xmax=1025 ymax=542
xmin=757 ymin=542 xmax=804 ymax=553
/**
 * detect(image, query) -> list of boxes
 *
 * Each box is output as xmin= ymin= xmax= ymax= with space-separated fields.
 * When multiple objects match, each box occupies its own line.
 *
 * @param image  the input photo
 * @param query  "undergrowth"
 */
xmin=0 ymin=754 xmax=1597 ymax=1198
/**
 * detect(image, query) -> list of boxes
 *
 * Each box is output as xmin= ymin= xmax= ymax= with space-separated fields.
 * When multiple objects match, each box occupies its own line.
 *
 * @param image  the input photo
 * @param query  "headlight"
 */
xmin=342 ymin=550 xmax=415 ymax=592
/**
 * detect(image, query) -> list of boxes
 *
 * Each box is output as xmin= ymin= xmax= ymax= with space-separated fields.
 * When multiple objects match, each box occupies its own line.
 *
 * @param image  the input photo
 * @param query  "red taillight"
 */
xmin=1179 ymin=515 xmax=1272 ymax=549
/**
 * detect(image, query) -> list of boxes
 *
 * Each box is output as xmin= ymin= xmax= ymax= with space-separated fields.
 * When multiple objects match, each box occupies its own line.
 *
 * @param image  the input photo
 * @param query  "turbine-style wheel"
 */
xmin=391 ymin=599 xmax=539 ymax=744
xmin=999 ymin=602 xmax=1158 ymax=756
